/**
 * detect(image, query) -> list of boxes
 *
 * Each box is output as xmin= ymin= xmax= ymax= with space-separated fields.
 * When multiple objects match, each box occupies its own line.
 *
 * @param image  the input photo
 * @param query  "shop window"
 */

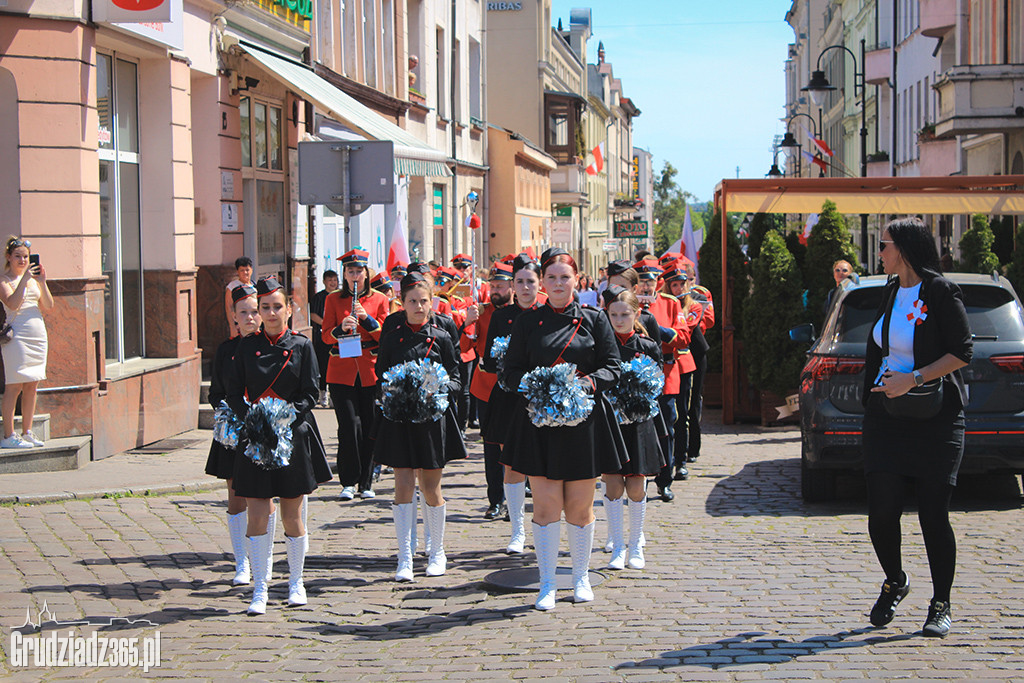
xmin=240 ymin=93 xmax=286 ymax=276
xmin=97 ymin=52 xmax=144 ymax=363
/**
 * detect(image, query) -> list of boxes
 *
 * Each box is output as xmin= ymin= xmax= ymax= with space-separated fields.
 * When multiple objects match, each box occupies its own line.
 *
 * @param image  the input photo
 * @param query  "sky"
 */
xmin=551 ymin=0 xmax=795 ymax=202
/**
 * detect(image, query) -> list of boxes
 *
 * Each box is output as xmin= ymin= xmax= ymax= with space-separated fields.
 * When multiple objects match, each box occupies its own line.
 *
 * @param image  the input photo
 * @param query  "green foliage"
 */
xmin=652 ymin=162 xmax=699 ymax=254
xmin=1005 ymin=222 xmax=1024 ymax=300
xmin=742 ymin=232 xmax=808 ymax=396
xmin=698 ymin=209 xmax=750 ymax=372
xmin=959 ymin=214 xmax=1000 ymax=275
xmin=746 ymin=213 xmax=785 ymax=262
xmin=805 ymin=200 xmax=860 ymax=327
xmin=784 ymin=231 xmax=808 ymax=276
xmin=990 ymin=215 xmax=1015 ymax=265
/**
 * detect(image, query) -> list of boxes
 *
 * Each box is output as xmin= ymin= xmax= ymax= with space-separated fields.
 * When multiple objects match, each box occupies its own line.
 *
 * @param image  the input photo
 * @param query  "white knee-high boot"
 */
xmin=568 ymin=521 xmax=595 ymax=603
xmin=265 ymin=509 xmax=277 ymax=582
xmin=420 ymin=491 xmax=433 ymax=557
xmin=392 ymin=502 xmax=415 ymax=582
xmin=424 ymin=503 xmax=447 ymax=576
xmin=627 ymin=497 xmax=648 ymax=570
xmin=285 ymin=534 xmax=308 ymax=606
xmin=532 ymin=521 xmax=560 ymax=611
xmin=604 ymin=497 xmax=626 ymax=570
xmin=246 ymin=533 xmax=273 ymax=615
xmin=227 ymin=511 xmax=251 ymax=585
xmin=504 ymin=481 xmax=527 ymax=554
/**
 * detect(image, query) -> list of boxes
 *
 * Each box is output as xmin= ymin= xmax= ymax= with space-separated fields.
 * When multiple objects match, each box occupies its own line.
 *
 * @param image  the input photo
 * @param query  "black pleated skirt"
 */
xmin=232 ymin=415 xmax=332 ymax=499
xmin=617 ymin=417 xmax=667 ymax=477
xmin=862 ymin=388 xmax=966 ymax=486
xmin=500 ymin=392 xmax=629 ymax=481
xmin=479 ymin=384 xmax=519 ymax=446
xmin=204 ymin=440 xmax=237 ymax=480
xmin=373 ymin=406 xmax=468 ymax=470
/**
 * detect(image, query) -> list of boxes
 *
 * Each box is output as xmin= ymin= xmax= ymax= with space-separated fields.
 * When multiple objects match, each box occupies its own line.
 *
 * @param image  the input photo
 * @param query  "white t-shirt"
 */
xmin=872 ymin=282 xmax=923 ymax=381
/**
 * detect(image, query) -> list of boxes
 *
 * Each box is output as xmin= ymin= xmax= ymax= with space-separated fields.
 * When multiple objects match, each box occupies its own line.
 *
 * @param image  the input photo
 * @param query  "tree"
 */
xmin=698 ymin=209 xmax=750 ymax=372
xmin=805 ymin=200 xmax=860 ymax=327
xmin=990 ymin=215 xmax=1015 ymax=266
xmin=959 ymin=213 xmax=1000 ymax=275
xmin=743 ymin=231 xmax=808 ymax=396
xmin=652 ymin=162 xmax=698 ymax=254
xmin=1005 ymin=222 xmax=1024 ymax=300
xmin=746 ymin=213 xmax=785 ymax=262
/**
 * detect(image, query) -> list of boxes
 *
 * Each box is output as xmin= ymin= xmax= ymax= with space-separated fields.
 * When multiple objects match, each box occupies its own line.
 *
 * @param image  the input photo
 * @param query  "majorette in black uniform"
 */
xmin=228 ymin=282 xmax=331 ymax=500
xmin=499 ymin=269 xmax=628 ymax=482
xmin=373 ymin=291 xmax=467 ymax=471
xmin=604 ymin=288 xmax=668 ymax=478
xmin=205 ymin=285 xmax=254 ymax=481
xmin=479 ymin=293 xmax=541 ymax=448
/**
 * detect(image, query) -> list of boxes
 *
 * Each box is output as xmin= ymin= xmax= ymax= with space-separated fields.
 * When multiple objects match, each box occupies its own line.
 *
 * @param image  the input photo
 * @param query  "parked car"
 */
xmin=791 ymin=273 xmax=1024 ymax=501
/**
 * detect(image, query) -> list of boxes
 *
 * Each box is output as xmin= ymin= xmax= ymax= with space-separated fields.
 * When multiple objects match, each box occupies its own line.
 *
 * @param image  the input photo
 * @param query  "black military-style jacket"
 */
xmin=376 ymin=316 xmax=462 ymax=396
xmin=227 ymin=329 xmax=320 ymax=422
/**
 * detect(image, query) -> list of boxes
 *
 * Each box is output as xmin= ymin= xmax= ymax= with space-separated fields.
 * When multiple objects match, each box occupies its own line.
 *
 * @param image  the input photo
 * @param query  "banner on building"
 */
xmin=92 ymin=0 xmax=184 ymax=49
xmin=550 ymin=220 xmax=572 ymax=242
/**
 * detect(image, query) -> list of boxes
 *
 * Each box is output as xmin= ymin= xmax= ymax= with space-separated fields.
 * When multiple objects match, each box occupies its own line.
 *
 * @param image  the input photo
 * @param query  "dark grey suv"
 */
xmin=793 ymin=273 xmax=1024 ymax=501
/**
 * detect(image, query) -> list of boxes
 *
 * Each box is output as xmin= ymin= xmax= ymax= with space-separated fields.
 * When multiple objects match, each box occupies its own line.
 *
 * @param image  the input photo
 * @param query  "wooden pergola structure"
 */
xmin=713 ymin=174 xmax=1024 ymax=424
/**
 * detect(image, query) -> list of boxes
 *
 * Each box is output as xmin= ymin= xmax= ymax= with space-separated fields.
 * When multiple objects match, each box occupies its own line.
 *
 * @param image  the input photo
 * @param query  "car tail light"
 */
xmin=805 ymin=356 xmax=865 ymax=381
xmin=990 ymin=354 xmax=1024 ymax=373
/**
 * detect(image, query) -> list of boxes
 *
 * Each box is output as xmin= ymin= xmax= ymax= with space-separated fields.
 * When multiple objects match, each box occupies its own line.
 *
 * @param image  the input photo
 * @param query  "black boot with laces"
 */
xmin=870 ymin=572 xmax=910 ymax=627
xmin=922 ymin=598 xmax=951 ymax=637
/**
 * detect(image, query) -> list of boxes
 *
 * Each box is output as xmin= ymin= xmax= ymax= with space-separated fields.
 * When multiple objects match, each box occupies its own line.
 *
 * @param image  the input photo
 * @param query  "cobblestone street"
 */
xmin=2 ymin=411 xmax=1023 ymax=681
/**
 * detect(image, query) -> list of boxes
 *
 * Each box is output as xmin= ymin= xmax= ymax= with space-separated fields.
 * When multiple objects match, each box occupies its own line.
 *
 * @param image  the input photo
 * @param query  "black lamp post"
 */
xmin=803 ymin=38 xmax=869 ymax=264
xmin=779 ymin=111 xmax=823 ymax=177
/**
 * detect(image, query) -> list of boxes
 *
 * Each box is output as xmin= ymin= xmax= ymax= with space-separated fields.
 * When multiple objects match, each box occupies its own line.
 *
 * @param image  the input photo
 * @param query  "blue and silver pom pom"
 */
xmin=213 ymin=400 xmax=244 ymax=448
xmin=378 ymin=359 xmax=450 ymax=423
xmin=243 ymin=397 xmax=297 ymax=470
xmin=490 ymin=335 xmax=511 ymax=389
xmin=607 ymin=355 xmax=664 ymax=424
xmin=518 ymin=363 xmax=594 ymax=428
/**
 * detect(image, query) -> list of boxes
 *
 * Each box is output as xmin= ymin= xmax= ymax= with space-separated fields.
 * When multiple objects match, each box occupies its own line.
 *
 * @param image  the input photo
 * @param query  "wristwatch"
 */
xmin=912 ymin=370 xmax=924 ymax=387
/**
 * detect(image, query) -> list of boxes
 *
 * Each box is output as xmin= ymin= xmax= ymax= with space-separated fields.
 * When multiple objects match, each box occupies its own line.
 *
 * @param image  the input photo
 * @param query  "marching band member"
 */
xmin=685 ymin=273 xmax=714 ymax=464
xmin=228 ymin=276 xmax=331 ymax=615
xmin=321 ymin=248 xmax=390 ymax=501
xmin=600 ymin=286 xmax=666 ymax=571
xmin=500 ymin=248 xmax=627 ymax=610
xmin=375 ymin=272 xmax=467 ymax=581
xmin=205 ymin=284 xmax=261 ymax=586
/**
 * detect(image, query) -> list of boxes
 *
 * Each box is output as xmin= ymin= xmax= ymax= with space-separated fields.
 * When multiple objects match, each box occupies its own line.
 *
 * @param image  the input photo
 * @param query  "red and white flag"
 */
xmin=585 ymin=142 xmax=605 ymax=176
xmin=387 ymin=212 xmax=411 ymax=273
xmin=799 ymin=213 xmax=819 ymax=246
xmin=801 ymin=125 xmax=833 ymax=157
xmin=802 ymin=149 xmax=828 ymax=174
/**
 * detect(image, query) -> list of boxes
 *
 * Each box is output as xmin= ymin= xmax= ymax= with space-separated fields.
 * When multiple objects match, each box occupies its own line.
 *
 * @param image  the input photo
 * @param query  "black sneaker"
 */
xmin=922 ymin=599 xmax=951 ymax=637
xmin=870 ymin=573 xmax=910 ymax=627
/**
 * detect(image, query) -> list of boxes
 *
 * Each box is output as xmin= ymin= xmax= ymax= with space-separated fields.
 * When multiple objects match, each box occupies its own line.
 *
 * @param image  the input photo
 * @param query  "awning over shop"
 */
xmin=240 ymin=43 xmax=452 ymax=178
xmin=714 ymin=176 xmax=1024 ymax=215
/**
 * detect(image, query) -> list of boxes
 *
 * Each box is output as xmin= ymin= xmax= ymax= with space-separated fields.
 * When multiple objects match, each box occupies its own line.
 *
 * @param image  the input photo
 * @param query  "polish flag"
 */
xmin=802 ymin=149 xmax=828 ymax=174
xmin=799 ymin=213 xmax=819 ymax=246
xmin=387 ymin=212 xmax=411 ymax=272
xmin=585 ymin=142 xmax=605 ymax=176
xmin=801 ymin=126 xmax=833 ymax=157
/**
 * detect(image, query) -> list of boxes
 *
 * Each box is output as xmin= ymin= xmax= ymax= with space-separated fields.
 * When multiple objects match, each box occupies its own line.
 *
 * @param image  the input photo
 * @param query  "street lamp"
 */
xmin=779 ymin=111 xmax=823 ymax=177
xmin=803 ymin=38 xmax=869 ymax=264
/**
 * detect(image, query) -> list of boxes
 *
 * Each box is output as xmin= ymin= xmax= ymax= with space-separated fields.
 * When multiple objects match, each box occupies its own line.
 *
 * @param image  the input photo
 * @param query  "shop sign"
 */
xmin=555 ymin=206 xmax=573 ymax=217
xmin=602 ymin=240 xmax=619 ymax=252
xmin=93 ymin=0 xmax=184 ymax=50
xmin=254 ymin=0 xmax=313 ymax=30
xmin=550 ymin=219 xmax=572 ymax=242
xmin=613 ymin=220 xmax=648 ymax=238
xmin=631 ymin=155 xmax=640 ymax=200
xmin=487 ymin=2 xmax=523 ymax=10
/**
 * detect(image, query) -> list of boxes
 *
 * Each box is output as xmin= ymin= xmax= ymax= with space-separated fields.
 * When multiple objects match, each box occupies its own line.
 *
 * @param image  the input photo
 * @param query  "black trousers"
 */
xmin=687 ymin=354 xmax=707 ymax=460
xmin=654 ymin=374 xmax=692 ymax=489
xmin=312 ymin=328 xmax=329 ymax=392
xmin=329 ymin=381 xmax=376 ymax=490
xmin=456 ymin=360 xmax=473 ymax=431
xmin=476 ymin=398 xmax=505 ymax=506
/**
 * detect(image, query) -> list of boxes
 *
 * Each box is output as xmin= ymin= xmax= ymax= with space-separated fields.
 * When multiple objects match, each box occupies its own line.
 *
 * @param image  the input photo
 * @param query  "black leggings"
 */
xmin=866 ymin=472 xmax=956 ymax=602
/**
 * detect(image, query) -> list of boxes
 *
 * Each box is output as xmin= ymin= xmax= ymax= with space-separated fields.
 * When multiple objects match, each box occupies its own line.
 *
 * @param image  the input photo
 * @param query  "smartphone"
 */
xmin=29 ymin=254 xmax=40 ymax=268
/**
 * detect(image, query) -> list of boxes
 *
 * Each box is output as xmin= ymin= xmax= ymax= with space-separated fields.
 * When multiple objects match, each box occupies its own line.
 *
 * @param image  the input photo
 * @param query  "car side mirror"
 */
xmin=788 ymin=323 xmax=816 ymax=344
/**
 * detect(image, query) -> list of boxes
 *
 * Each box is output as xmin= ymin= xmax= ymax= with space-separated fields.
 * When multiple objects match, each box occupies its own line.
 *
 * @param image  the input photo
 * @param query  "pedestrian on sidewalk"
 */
xmin=500 ymin=248 xmax=627 ymax=611
xmin=309 ymin=269 xmax=338 ymax=408
xmin=228 ymin=276 xmax=332 ymax=616
xmin=223 ymin=256 xmax=253 ymax=338
xmin=374 ymin=272 xmax=466 ymax=582
xmin=863 ymin=217 xmax=972 ymax=638
xmin=205 ymin=284 xmax=261 ymax=586
xmin=0 ymin=236 xmax=53 ymax=449
xmin=600 ymin=286 xmax=666 ymax=572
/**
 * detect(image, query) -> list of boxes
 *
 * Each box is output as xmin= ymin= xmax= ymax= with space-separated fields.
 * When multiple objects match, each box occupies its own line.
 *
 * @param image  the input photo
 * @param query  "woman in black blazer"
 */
xmin=862 ymin=218 xmax=972 ymax=638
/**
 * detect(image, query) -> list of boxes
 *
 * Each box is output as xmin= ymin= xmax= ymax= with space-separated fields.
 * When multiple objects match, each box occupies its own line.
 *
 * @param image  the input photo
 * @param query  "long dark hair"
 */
xmin=885 ymin=217 xmax=941 ymax=279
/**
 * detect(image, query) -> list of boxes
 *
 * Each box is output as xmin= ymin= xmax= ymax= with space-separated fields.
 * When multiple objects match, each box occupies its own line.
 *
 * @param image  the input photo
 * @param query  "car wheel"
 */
xmin=801 ymin=447 xmax=837 ymax=502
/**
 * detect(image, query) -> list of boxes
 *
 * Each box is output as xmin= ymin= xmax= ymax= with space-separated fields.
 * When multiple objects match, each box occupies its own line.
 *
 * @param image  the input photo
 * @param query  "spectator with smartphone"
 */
xmin=0 ymin=236 xmax=53 ymax=448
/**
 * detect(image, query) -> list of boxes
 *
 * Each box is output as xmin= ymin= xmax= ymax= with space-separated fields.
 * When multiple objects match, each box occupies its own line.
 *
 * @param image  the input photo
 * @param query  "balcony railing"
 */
xmin=935 ymin=64 xmax=1024 ymax=138
xmin=920 ymin=0 xmax=957 ymax=38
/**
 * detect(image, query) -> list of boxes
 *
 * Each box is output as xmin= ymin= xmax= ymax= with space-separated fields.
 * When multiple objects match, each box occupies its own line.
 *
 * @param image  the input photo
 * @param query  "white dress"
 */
xmin=2 ymin=277 xmax=48 ymax=383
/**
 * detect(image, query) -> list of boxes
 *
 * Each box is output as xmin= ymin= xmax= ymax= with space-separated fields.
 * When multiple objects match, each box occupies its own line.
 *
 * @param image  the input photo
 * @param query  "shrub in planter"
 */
xmin=742 ymin=231 xmax=808 ymax=398
xmin=1005 ymin=222 xmax=1024 ymax=300
xmin=746 ymin=213 xmax=785 ymax=262
xmin=959 ymin=213 xmax=1000 ymax=275
xmin=698 ymin=209 xmax=750 ymax=373
xmin=805 ymin=199 xmax=860 ymax=327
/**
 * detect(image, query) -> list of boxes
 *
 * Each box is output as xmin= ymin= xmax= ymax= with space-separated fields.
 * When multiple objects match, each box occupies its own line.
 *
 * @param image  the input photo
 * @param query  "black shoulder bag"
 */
xmin=879 ymin=285 xmax=944 ymax=420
